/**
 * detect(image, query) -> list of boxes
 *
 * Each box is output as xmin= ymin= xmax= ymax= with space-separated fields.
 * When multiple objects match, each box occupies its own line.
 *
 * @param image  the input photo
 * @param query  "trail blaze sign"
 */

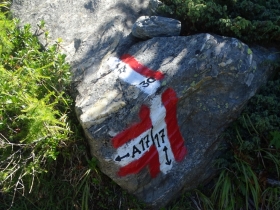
xmin=108 ymin=54 xmax=187 ymax=178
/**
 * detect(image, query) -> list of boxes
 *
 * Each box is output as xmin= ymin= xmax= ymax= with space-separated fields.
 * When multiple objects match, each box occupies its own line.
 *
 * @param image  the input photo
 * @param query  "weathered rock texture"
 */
xmin=75 ymin=34 xmax=277 ymax=207
xmin=148 ymin=0 xmax=164 ymax=16
xmin=12 ymin=0 xmax=278 ymax=208
xmin=132 ymin=16 xmax=181 ymax=39
xmin=11 ymin=0 xmax=150 ymax=93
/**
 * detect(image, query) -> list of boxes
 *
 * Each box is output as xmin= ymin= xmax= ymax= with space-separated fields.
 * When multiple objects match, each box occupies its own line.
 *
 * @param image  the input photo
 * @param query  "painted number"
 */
xmin=139 ymin=77 xmax=156 ymax=87
xmin=118 ymin=65 xmax=125 ymax=73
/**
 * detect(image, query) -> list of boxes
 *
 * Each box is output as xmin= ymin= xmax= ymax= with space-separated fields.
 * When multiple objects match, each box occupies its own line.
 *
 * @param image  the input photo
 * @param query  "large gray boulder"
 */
xmin=75 ymin=33 xmax=277 ymax=207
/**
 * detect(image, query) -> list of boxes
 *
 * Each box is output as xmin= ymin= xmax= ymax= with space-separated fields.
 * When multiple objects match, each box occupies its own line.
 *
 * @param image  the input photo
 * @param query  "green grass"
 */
xmin=1 ymin=1 xmax=280 ymax=209
xmin=0 ymin=18 xmax=71 ymax=191
xmin=0 ymin=2 xmax=145 ymax=209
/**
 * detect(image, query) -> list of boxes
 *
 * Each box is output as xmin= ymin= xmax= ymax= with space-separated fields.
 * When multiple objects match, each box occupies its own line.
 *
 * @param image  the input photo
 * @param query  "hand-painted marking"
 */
xmin=115 ymin=153 xmax=130 ymax=162
xmin=112 ymin=88 xmax=187 ymax=177
xmin=112 ymin=105 xmax=152 ymax=148
xmin=107 ymin=54 xmax=187 ymax=178
xmin=163 ymin=146 xmax=171 ymax=165
xmin=118 ymin=145 xmax=160 ymax=178
xmin=120 ymin=54 xmax=164 ymax=80
xmin=108 ymin=55 xmax=164 ymax=96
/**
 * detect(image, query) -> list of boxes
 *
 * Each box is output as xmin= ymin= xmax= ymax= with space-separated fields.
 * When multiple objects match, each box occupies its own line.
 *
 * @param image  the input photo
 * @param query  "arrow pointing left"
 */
xmin=115 ymin=153 xmax=130 ymax=162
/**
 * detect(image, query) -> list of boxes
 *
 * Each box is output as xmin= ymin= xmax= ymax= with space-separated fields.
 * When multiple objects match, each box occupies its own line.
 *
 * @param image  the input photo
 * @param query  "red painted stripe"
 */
xmin=120 ymin=54 xmax=164 ymax=80
xmin=118 ymin=145 xmax=160 ymax=178
xmin=162 ymin=88 xmax=187 ymax=161
xmin=112 ymin=105 xmax=152 ymax=148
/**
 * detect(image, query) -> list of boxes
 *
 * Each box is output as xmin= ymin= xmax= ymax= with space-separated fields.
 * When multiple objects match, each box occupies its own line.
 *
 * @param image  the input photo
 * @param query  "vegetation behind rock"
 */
xmin=160 ymin=0 xmax=280 ymax=45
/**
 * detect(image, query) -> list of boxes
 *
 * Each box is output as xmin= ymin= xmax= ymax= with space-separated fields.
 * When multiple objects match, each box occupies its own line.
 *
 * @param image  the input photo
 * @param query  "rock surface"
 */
xmin=148 ymin=0 xmax=164 ymax=16
xmin=11 ymin=0 xmax=279 ymax=208
xmin=76 ymin=33 xmax=277 ymax=207
xmin=11 ymin=0 xmax=150 ymax=92
xmin=132 ymin=16 xmax=181 ymax=39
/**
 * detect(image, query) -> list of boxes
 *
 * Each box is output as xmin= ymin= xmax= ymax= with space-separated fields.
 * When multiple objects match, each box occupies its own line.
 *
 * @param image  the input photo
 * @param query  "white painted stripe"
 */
xmin=149 ymin=95 xmax=174 ymax=174
xmin=114 ymin=129 xmax=150 ymax=167
xmin=113 ymin=94 xmax=174 ymax=174
xmin=109 ymin=56 xmax=175 ymax=174
xmin=108 ymin=57 xmax=160 ymax=96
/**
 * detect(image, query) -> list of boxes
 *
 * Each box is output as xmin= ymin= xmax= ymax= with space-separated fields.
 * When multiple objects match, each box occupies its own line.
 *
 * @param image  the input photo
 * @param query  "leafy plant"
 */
xmin=160 ymin=0 xmax=280 ymax=44
xmin=212 ymin=157 xmax=261 ymax=209
xmin=0 ymin=1 xmax=13 ymax=54
xmin=0 ymin=7 xmax=73 ymax=207
xmin=0 ymin=4 xmax=146 ymax=210
xmin=269 ymin=130 xmax=280 ymax=149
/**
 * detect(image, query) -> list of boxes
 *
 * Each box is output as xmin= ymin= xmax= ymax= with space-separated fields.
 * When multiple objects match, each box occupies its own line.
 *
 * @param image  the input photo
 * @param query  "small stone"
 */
xmin=132 ymin=16 xmax=181 ymax=39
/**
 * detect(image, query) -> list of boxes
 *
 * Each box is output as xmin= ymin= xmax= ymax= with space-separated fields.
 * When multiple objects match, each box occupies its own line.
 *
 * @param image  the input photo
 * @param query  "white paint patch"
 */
xmin=114 ymin=94 xmax=174 ymax=174
xmin=149 ymin=95 xmax=174 ymax=173
xmin=107 ymin=57 xmax=160 ymax=96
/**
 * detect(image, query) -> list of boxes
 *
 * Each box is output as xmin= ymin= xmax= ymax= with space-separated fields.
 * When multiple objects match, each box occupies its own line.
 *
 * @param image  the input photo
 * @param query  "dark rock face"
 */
xmin=76 ymin=34 xmax=277 ymax=207
xmin=11 ymin=0 xmax=150 ymax=90
xmin=12 ymin=0 xmax=278 ymax=208
xmin=132 ymin=16 xmax=181 ymax=39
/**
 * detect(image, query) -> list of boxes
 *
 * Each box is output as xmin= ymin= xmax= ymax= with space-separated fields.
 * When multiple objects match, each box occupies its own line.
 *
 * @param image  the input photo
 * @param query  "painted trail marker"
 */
xmin=108 ymin=54 xmax=187 ymax=178
xmin=108 ymin=54 xmax=164 ymax=96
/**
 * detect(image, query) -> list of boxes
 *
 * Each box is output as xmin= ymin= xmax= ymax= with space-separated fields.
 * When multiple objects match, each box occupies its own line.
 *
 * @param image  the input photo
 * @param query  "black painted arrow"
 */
xmin=115 ymin=153 xmax=130 ymax=162
xmin=163 ymin=146 xmax=172 ymax=165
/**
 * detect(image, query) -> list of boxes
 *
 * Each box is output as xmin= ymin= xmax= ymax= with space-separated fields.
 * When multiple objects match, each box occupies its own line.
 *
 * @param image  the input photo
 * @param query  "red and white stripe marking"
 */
xmin=108 ymin=54 xmax=164 ymax=95
xmin=107 ymin=54 xmax=187 ymax=178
